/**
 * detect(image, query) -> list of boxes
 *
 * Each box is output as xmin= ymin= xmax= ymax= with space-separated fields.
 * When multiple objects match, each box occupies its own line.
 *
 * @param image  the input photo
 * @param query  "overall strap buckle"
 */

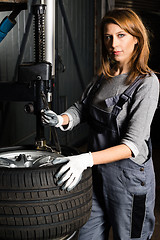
xmin=116 ymin=93 xmax=130 ymax=110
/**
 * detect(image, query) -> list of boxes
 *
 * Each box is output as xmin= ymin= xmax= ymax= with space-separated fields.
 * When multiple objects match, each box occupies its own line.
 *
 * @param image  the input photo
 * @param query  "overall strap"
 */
xmin=112 ymin=76 xmax=143 ymax=116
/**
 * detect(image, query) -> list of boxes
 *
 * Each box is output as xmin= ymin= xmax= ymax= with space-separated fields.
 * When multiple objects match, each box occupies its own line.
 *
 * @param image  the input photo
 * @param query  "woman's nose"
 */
xmin=112 ymin=36 xmax=118 ymax=48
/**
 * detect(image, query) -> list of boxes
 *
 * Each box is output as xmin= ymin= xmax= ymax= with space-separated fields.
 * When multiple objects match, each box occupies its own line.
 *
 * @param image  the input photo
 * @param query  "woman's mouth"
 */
xmin=113 ymin=51 xmax=122 ymax=55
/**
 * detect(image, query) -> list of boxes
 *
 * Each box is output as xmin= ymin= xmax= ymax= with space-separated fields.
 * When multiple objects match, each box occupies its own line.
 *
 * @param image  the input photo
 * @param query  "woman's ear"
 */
xmin=134 ymin=37 xmax=138 ymax=45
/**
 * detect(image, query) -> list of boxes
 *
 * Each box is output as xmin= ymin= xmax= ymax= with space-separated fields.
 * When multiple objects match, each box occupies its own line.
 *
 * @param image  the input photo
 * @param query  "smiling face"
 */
xmin=104 ymin=23 xmax=138 ymax=72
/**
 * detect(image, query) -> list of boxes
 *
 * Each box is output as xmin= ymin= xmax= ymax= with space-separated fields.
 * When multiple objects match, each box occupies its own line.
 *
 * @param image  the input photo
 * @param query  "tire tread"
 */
xmin=0 ymin=166 xmax=92 ymax=239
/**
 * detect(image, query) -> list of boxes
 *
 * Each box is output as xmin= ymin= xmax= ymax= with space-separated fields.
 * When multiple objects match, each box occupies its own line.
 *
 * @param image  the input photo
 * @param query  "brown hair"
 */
xmin=100 ymin=8 xmax=152 ymax=84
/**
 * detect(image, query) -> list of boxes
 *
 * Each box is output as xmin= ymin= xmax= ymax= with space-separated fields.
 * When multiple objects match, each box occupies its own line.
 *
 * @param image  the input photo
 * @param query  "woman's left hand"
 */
xmin=52 ymin=153 xmax=93 ymax=191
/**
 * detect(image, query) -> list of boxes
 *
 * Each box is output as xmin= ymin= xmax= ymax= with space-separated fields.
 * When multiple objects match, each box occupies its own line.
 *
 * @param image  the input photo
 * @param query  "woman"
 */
xmin=42 ymin=8 xmax=159 ymax=240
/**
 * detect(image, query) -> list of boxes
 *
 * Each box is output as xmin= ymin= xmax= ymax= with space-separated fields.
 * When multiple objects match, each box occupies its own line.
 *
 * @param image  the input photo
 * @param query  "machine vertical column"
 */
xmin=33 ymin=4 xmax=47 ymax=147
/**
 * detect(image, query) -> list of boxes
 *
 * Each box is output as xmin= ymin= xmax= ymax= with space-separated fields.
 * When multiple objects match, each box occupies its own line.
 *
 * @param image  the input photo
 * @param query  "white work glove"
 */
xmin=41 ymin=109 xmax=63 ymax=127
xmin=52 ymin=152 xmax=93 ymax=191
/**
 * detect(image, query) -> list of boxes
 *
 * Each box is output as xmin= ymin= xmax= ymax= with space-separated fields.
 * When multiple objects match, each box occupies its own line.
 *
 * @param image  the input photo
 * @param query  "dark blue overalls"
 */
xmin=78 ymin=76 xmax=155 ymax=240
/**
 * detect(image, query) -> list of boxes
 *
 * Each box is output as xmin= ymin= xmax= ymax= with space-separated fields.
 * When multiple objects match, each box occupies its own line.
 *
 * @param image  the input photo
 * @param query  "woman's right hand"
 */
xmin=41 ymin=109 xmax=63 ymax=127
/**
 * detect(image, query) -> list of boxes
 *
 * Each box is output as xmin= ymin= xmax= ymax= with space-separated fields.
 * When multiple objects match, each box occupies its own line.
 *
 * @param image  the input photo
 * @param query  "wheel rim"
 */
xmin=0 ymin=150 xmax=63 ymax=168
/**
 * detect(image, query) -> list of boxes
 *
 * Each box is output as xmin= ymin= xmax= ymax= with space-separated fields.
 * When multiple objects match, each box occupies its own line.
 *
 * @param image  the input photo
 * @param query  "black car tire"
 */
xmin=0 ymin=146 xmax=92 ymax=240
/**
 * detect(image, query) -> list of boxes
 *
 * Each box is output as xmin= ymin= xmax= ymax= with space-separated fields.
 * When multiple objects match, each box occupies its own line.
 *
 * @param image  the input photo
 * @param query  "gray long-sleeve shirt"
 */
xmin=64 ymin=73 xmax=159 ymax=164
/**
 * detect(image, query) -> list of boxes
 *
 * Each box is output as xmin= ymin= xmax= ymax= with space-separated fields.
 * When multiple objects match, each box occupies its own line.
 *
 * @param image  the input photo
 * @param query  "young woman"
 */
xmin=42 ymin=8 xmax=159 ymax=240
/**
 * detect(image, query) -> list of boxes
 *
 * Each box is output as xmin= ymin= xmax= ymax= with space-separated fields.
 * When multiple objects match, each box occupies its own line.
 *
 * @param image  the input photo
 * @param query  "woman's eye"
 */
xmin=118 ymin=34 xmax=125 ymax=38
xmin=104 ymin=35 xmax=111 ymax=40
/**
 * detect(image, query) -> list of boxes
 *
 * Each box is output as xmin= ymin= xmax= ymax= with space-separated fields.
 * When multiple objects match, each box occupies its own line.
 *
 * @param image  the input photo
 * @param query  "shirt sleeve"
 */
xmin=120 ymin=73 xmax=159 ymax=162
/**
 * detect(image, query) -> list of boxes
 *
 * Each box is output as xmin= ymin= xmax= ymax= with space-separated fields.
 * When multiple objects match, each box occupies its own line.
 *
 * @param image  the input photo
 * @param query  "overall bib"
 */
xmin=78 ymin=76 xmax=155 ymax=240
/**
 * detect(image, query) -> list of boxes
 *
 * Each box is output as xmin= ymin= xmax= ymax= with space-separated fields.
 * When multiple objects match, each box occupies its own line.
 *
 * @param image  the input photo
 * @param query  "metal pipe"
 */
xmin=45 ymin=0 xmax=55 ymax=75
xmin=40 ymin=0 xmax=45 ymax=4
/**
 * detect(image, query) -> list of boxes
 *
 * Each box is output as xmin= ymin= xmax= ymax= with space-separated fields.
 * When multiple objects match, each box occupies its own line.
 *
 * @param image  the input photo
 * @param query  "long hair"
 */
xmin=100 ymin=8 xmax=152 ymax=84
